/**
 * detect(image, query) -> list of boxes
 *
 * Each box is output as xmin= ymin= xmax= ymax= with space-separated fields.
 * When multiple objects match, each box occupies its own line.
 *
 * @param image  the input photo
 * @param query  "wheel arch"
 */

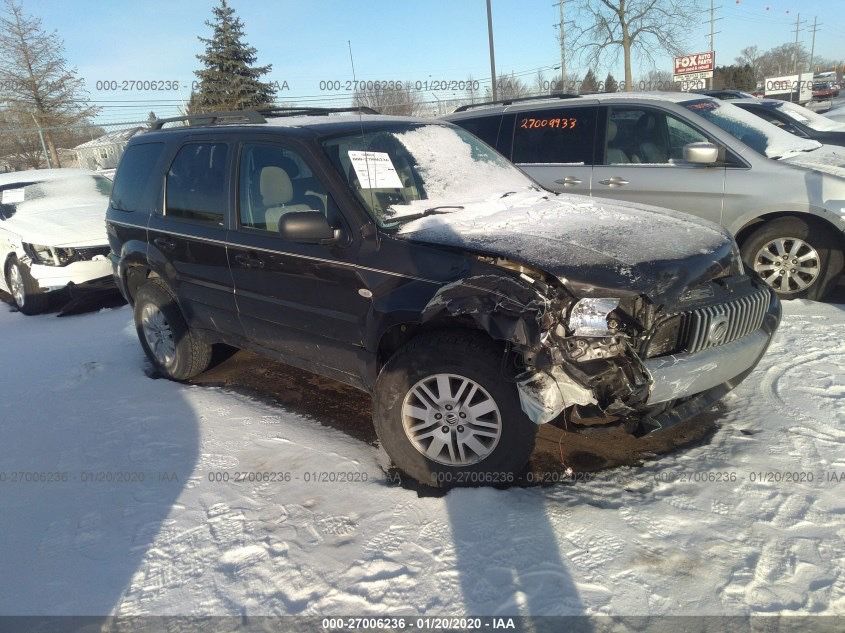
xmin=734 ymin=211 xmax=845 ymax=254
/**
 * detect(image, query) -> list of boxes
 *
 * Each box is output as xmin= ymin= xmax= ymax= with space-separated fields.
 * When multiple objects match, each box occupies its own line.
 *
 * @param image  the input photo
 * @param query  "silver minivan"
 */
xmin=445 ymin=92 xmax=845 ymax=299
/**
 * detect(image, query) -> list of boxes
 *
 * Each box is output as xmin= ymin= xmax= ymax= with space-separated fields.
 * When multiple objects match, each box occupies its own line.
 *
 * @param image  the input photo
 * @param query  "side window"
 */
xmin=238 ymin=143 xmax=336 ymax=234
xmin=165 ymin=142 xmax=229 ymax=226
xmin=512 ymin=107 xmax=596 ymax=164
xmin=454 ymin=115 xmax=502 ymax=149
xmin=665 ymin=114 xmax=710 ymax=160
xmin=111 ymin=143 xmax=166 ymax=213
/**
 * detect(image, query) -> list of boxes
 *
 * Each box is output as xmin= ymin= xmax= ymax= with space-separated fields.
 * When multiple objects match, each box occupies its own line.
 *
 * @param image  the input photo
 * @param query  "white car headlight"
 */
xmin=568 ymin=298 xmax=621 ymax=336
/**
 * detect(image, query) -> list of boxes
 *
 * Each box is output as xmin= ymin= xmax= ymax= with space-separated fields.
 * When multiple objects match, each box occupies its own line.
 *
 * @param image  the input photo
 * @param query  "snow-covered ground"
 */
xmin=0 ymin=296 xmax=843 ymax=617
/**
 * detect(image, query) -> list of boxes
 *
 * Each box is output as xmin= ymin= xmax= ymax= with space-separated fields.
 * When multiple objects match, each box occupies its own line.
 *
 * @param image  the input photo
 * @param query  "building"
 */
xmin=73 ymin=127 xmax=145 ymax=171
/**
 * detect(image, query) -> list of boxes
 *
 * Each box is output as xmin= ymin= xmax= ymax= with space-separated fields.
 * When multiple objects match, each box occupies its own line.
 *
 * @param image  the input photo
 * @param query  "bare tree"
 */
xmin=568 ymin=0 xmax=702 ymax=91
xmin=352 ymin=82 xmax=423 ymax=116
xmin=486 ymin=73 xmax=531 ymax=101
xmin=0 ymin=0 xmax=96 ymax=167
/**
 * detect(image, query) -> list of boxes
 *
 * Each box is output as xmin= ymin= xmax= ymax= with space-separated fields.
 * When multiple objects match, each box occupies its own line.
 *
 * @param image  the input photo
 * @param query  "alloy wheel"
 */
xmin=9 ymin=263 xmax=25 ymax=308
xmin=140 ymin=303 xmax=176 ymax=366
xmin=401 ymin=373 xmax=502 ymax=466
xmin=753 ymin=237 xmax=821 ymax=294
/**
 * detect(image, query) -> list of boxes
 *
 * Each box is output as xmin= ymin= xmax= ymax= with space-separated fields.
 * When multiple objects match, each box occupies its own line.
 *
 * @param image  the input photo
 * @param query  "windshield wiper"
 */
xmin=388 ymin=205 xmax=464 ymax=225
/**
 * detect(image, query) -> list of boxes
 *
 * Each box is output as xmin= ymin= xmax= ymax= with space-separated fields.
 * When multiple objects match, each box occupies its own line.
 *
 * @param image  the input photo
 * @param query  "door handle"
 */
xmin=598 ymin=177 xmax=630 ymax=187
xmin=554 ymin=176 xmax=582 ymax=187
xmin=153 ymin=237 xmax=176 ymax=252
xmin=233 ymin=253 xmax=265 ymax=269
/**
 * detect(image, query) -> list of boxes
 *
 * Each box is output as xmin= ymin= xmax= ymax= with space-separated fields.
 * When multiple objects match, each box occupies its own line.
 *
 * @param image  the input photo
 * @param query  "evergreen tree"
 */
xmin=580 ymin=69 xmax=599 ymax=94
xmin=604 ymin=72 xmax=618 ymax=93
xmin=191 ymin=0 xmax=275 ymax=112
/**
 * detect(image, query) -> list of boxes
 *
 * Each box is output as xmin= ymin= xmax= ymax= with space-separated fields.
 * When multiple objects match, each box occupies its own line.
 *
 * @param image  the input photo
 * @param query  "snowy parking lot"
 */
xmin=0 ymin=294 xmax=843 ymax=618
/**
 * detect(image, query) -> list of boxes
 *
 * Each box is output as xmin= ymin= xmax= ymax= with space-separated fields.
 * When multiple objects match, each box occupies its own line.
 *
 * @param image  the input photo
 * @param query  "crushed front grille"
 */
xmin=679 ymin=287 xmax=770 ymax=354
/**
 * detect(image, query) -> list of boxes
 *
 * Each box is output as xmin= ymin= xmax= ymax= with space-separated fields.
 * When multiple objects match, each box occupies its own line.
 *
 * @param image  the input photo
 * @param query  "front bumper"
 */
xmin=31 ymin=258 xmax=114 ymax=293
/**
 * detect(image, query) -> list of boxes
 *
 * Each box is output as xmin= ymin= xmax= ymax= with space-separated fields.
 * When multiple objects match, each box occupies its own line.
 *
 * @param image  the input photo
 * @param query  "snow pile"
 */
xmin=0 ymin=297 xmax=843 ymax=617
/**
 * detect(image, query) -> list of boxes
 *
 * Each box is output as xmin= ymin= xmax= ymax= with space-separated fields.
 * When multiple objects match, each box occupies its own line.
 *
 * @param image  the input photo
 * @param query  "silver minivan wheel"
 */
xmin=401 ymin=373 xmax=502 ymax=466
xmin=753 ymin=237 xmax=821 ymax=294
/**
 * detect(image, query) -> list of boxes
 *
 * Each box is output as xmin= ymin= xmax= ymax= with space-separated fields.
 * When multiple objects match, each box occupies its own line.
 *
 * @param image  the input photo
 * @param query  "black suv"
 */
xmin=107 ymin=108 xmax=780 ymax=486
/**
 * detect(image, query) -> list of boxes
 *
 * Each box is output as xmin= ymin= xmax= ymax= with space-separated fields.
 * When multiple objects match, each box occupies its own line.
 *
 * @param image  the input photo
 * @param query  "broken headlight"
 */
xmin=22 ymin=243 xmax=76 ymax=267
xmin=567 ymin=298 xmax=621 ymax=336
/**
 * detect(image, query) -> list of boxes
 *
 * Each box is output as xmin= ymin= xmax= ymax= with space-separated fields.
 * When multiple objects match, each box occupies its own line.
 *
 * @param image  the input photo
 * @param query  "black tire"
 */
xmin=373 ymin=330 xmax=537 ymax=488
xmin=5 ymin=258 xmax=50 ymax=315
xmin=740 ymin=216 xmax=843 ymax=301
xmin=133 ymin=278 xmax=212 ymax=380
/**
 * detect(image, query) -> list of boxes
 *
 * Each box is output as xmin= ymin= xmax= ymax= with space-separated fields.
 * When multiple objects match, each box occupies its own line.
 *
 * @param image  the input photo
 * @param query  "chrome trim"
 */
xmin=644 ymin=329 xmax=769 ymax=404
xmin=680 ymin=287 xmax=769 ymax=354
xmin=106 ymin=220 xmax=440 ymax=284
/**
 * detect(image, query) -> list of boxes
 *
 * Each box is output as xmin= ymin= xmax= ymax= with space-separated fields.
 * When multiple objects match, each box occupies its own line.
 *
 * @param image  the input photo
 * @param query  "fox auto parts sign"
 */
xmin=673 ymin=51 xmax=715 ymax=80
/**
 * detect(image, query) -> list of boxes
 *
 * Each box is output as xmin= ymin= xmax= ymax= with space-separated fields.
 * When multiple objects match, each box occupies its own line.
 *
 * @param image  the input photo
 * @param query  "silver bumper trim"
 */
xmin=644 ymin=329 xmax=770 ymax=404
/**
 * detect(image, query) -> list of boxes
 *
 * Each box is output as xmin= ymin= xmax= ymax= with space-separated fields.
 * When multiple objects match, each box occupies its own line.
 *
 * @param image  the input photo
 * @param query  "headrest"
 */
xmin=607 ymin=120 xmax=618 ymax=142
xmin=260 ymin=166 xmax=293 ymax=207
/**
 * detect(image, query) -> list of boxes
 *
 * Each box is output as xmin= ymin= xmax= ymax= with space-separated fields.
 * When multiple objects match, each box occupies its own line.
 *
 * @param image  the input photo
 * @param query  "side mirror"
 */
xmin=683 ymin=142 xmax=720 ymax=165
xmin=278 ymin=211 xmax=340 ymax=244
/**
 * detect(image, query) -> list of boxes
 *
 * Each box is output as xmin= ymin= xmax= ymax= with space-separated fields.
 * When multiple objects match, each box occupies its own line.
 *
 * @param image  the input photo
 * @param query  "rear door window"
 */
xmin=453 ymin=115 xmax=503 ymax=149
xmin=512 ymin=107 xmax=597 ymax=165
xmin=165 ymin=142 xmax=230 ymax=226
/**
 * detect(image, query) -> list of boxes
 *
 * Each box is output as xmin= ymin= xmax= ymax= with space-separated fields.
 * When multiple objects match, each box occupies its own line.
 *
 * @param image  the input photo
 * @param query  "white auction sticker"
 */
xmin=348 ymin=151 xmax=403 ymax=189
xmin=1 ymin=188 xmax=25 ymax=204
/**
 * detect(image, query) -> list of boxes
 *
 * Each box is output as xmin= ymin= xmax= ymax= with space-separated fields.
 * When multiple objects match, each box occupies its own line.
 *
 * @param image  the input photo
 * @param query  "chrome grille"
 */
xmin=680 ymin=288 xmax=770 ymax=354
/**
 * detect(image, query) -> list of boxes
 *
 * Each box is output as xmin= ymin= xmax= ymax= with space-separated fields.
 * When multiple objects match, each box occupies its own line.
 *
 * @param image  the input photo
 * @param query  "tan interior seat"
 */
xmin=260 ymin=166 xmax=312 ymax=232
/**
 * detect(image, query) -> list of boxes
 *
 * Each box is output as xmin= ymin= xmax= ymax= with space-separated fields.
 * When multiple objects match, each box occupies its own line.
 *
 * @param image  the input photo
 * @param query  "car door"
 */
xmin=146 ymin=138 xmax=242 ymax=337
xmin=591 ymin=105 xmax=726 ymax=226
xmin=502 ymin=105 xmax=597 ymax=196
xmin=227 ymin=140 xmax=371 ymax=382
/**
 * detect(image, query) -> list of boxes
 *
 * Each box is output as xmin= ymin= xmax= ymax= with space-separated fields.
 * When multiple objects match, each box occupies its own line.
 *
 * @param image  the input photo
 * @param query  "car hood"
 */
xmin=782 ymin=144 xmax=845 ymax=179
xmin=395 ymin=190 xmax=738 ymax=305
xmin=3 ymin=199 xmax=109 ymax=248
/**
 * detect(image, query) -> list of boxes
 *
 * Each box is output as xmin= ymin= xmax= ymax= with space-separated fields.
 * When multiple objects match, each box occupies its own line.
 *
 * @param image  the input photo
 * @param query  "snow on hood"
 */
xmin=2 ymin=177 xmax=109 ymax=247
xmin=396 ymin=190 xmax=737 ymax=302
xmin=783 ymin=144 xmax=845 ymax=179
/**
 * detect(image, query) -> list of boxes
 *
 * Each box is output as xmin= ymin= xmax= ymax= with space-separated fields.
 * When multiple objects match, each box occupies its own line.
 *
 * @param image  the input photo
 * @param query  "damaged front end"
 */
xmin=420 ymin=257 xmax=780 ymax=435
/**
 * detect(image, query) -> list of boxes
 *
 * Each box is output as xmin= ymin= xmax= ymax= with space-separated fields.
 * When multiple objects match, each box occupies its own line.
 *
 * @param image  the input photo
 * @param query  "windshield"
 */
xmin=778 ymin=101 xmax=845 ymax=133
xmin=681 ymin=98 xmax=821 ymax=159
xmin=322 ymin=124 xmax=533 ymax=228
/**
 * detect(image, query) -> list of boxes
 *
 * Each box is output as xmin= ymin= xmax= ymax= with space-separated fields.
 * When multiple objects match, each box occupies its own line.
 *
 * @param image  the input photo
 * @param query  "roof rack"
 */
xmin=149 ymin=106 xmax=381 ymax=130
xmin=256 ymin=106 xmax=380 ymax=117
xmin=453 ymin=92 xmax=580 ymax=113
xmin=150 ymin=111 xmax=267 ymax=130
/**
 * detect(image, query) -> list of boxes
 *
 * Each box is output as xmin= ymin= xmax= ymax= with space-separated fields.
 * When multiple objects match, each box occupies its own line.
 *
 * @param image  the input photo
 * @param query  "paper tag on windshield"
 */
xmin=348 ymin=151 xmax=403 ymax=189
xmin=1 ymin=188 xmax=25 ymax=204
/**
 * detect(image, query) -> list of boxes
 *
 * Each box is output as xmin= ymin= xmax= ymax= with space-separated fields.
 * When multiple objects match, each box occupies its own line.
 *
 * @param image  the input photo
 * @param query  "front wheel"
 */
xmin=741 ymin=217 xmax=842 ymax=300
xmin=5 ymin=258 xmax=49 ymax=315
xmin=133 ymin=279 xmax=212 ymax=380
xmin=373 ymin=331 xmax=537 ymax=488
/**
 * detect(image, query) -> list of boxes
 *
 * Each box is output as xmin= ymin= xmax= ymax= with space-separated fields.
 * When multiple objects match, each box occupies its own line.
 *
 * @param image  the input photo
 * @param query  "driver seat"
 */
xmin=261 ymin=166 xmax=312 ymax=232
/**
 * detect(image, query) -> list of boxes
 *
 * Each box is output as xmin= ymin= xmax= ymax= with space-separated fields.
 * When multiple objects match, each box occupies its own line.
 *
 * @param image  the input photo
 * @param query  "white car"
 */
xmin=0 ymin=169 xmax=113 ymax=314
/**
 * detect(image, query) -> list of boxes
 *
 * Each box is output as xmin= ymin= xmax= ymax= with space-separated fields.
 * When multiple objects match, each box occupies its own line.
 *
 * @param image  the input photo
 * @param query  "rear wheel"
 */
xmin=741 ymin=217 xmax=842 ymax=300
xmin=134 ymin=279 xmax=212 ymax=380
xmin=373 ymin=330 xmax=537 ymax=488
xmin=5 ymin=258 xmax=49 ymax=315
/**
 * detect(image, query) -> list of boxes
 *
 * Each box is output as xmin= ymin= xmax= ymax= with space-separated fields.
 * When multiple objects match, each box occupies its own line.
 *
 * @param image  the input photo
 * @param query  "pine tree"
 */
xmin=191 ymin=0 xmax=275 ymax=112
xmin=604 ymin=72 xmax=618 ymax=93
xmin=580 ymin=69 xmax=599 ymax=94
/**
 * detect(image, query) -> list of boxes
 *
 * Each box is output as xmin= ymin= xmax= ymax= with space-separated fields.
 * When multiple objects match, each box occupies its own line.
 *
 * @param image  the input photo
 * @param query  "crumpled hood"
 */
xmin=396 ymin=191 xmax=738 ymax=304
xmin=3 ymin=199 xmax=109 ymax=248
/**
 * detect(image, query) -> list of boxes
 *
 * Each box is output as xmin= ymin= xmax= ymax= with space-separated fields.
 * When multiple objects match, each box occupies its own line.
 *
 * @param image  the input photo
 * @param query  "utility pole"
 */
xmin=792 ymin=13 xmax=805 ymax=74
xmin=707 ymin=2 xmax=722 ymax=90
xmin=808 ymin=16 xmax=821 ymax=73
xmin=30 ymin=113 xmax=51 ymax=169
xmin=556 ymin=0 xmax=567 ymax=90
xmin=486 ymin=0 xmax=497 ymax=101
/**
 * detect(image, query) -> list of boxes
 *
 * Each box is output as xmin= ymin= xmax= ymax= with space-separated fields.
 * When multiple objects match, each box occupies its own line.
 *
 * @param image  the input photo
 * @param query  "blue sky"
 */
xmin=23 ymin=0 xmax=845 ymax=125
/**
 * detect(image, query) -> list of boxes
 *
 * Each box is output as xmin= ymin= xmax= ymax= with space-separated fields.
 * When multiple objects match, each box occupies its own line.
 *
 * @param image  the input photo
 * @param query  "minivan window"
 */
xmin=323 ymin=124 xmax=532 ymax=228
xmin=165 ymin=142 xmax=229 ymax=225
xmin=681 ymin=98 xmax=820 ymax=159
xmin=455 ymin=115 xmax=502 ymax=148
xmin=111 ymin=142 xmax=165 ymax=213
xmin=512 ymin=107 xmax=596 ymax=164
xmin=605 ymin=107 xmax=710 ymax=164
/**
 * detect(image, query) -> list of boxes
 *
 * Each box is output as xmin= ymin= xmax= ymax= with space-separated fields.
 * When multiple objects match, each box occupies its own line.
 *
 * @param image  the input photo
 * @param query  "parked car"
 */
xmin=107 ymin=108 xmax=780 ymax=486
xmin=445 ymin=92 xmax=845 ymax=300
xmin=727 ymin=98 xmax=845 ymax=147
xmin=0 ymin=169 xmax=114 ymax=314
xmin=812 ymin=81 xmax=839 ymax=100
xmin=691 ymin=89 xmax=756 ymax=101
